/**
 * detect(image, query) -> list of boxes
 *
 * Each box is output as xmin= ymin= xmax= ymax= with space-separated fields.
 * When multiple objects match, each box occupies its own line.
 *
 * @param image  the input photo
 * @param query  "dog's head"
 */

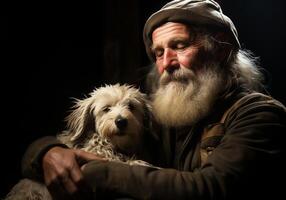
xmin=63 ymin=84 xmax=152 ymax=155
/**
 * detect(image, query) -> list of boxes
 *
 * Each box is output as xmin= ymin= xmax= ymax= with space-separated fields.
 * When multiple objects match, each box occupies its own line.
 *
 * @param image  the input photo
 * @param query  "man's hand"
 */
xmin=42 ymin=146 xmax=105 ymax=199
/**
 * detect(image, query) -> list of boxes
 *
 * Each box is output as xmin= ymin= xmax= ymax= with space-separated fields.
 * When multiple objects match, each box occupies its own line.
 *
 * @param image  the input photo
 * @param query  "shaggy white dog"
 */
xmin=5 ymin=84 xmax=156 ymax=200
xmin=58 ymin=84 xmax=154 ymax=163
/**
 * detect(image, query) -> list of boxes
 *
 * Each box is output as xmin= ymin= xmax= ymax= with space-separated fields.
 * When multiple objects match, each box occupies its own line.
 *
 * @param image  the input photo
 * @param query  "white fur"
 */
xmin=58 ymin=84 xmax=152 ymax=162
xmin=5 ymin=84 xmax=154 ymax=200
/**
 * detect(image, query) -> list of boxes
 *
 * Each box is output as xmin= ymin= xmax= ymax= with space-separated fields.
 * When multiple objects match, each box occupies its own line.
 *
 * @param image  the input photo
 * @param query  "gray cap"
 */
xmin=143 ymin=0 xmax=240 ymax=61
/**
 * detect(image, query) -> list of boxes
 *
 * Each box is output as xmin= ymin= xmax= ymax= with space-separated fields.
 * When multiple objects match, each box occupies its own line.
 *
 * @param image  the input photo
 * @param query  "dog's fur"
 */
xmin=58 ymin=84 xmax=155 ymax=163
xmin=5 ymin=84 xmax=157 ymax=200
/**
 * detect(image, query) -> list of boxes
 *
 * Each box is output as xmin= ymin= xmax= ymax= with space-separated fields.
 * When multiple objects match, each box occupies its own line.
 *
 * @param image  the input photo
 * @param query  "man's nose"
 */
xmin=162 ymin=48 xmax=179 ymax=73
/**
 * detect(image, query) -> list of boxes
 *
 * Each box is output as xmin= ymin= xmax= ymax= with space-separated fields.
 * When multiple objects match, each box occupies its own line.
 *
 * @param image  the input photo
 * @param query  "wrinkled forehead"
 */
xmin=152 ymin=22 xmax=191 ymax=46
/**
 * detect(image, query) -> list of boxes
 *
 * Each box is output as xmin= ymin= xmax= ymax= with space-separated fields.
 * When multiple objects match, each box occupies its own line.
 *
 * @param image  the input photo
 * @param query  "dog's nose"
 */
xmin=115 ymin=116 xmax=128 ymax=130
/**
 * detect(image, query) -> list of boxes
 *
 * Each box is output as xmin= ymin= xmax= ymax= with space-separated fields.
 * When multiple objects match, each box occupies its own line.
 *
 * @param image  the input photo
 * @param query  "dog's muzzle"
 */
xmin=115 ymin=115 xmax=128 ymax=131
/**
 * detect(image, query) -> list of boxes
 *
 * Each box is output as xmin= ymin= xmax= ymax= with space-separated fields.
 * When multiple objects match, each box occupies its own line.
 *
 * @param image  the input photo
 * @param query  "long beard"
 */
xmin=151 ymin=65 xmax=224 ymax=127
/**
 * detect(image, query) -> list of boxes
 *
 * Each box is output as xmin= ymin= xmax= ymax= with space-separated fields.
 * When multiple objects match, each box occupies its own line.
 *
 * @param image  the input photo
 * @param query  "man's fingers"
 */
xmin=48 ymin=181 xmax=80 ymax=200
xmin=41 ymin=147 xmax=94 ymax=199
xmin=60 ymin=174 xmax=78 ymax=195
xmin=69 ymin=160 xmax=84 ymax=186
xmin=69 ymin=162 xmax=94 ymax=199
xmin=70 ymin=162 xmax=83 ymax=179
xmin=45 ymin=171 xmax=72 ymax=200
xmin=74 ymin=149 xmax=107 ymax=165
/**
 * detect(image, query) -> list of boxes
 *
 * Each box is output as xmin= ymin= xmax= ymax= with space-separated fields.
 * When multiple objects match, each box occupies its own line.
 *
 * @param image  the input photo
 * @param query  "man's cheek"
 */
xmin=157 ymin=65 xmax=164 ymax=74
xmin=180 ymin=58 xmax=193 ymax=69
xmin=179 ymin=50 xmax=198 ymax=69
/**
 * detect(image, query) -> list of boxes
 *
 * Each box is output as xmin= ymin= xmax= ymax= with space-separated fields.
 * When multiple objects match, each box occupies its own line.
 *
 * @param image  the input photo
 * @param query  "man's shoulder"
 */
xmin=236 ymin=92 xmax=285 ymax=110
xmin=223 ymin=92 xmax=286 ymax=124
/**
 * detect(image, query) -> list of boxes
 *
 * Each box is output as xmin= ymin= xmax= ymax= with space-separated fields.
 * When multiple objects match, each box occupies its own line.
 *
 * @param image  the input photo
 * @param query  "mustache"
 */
xmin=159 ymin=67 xmax=196 ymax=86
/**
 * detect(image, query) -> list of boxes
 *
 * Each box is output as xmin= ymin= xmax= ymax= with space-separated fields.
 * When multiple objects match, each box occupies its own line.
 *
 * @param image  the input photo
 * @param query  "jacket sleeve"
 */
xmin=21 ymin=136 xmax=67 ymax=181
xmin=81 ymin=94 xmax=286 ymax=200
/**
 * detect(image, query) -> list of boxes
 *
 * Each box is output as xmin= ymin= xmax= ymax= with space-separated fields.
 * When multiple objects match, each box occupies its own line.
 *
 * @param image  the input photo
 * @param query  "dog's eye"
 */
xmin=102 ymin=106 xmax=111 ymax=112
xmin=128 ymin=102 xmax=135 ymax=111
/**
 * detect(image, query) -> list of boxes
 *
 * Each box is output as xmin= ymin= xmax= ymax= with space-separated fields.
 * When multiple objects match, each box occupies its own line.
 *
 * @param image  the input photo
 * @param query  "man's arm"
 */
xmin=21 ymin=135 xmax=104 ymax=199
xmin=21 ymin=136 xmax=67 ymax=181
xmin=81 ymin=95 xmax=286 ymax=200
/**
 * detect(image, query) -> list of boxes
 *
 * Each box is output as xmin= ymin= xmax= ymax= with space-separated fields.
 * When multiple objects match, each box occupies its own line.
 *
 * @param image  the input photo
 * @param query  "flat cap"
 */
xmin=143 ymin=0 xmax=240 ymax=61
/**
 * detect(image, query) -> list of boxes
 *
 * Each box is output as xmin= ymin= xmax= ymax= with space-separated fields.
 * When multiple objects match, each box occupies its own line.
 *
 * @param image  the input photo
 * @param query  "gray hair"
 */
xmin=229 ymin=49 xmax=264 ymax=91
xmin=145 ymin=25 xmax=264 ymax=95
xmin=192 ymin=25 xmax=264 ymax=92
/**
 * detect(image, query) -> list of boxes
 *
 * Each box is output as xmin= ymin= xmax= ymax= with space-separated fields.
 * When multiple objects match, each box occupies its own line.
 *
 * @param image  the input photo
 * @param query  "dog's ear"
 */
xmin=65 ymin=97 xmax=96 ymax=142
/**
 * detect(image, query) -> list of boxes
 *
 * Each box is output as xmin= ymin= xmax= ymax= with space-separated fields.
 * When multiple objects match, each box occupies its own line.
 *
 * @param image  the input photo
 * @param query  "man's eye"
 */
xmin=154 ymin=49 xmax=164 ymax=58
xmin=175 ymin=42 xmax=188 ymax=49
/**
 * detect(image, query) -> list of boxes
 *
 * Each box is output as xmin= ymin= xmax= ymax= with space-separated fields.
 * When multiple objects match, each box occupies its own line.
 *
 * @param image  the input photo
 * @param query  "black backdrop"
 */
xmin=1 ymin=0 xmax=285 ymax=197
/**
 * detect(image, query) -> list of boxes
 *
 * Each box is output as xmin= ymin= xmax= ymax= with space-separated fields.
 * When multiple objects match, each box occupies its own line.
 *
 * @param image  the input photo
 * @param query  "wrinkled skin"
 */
xmin=42 ymin=146 xmax=106 ymax=199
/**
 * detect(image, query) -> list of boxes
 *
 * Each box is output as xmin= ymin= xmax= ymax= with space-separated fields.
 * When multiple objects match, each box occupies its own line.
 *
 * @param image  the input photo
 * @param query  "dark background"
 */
xmin=1 ymin=0 xmax=285 ymax=197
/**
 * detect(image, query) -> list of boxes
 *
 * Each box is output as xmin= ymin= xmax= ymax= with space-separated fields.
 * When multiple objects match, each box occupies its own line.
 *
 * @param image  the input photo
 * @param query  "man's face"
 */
xmin=150 ymin=22 xmax=224 ymax=127
xmin=152 ymin=22 xmax=201 ymax=75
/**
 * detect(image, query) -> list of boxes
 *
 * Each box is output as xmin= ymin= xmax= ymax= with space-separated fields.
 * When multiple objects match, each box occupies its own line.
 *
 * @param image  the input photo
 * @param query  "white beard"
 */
xmin=151 ymin=65 xmax=224 ymax=127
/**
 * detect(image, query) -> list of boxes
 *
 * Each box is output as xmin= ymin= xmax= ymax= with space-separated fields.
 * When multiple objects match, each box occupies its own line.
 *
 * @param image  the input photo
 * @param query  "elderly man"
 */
xmin=19 ymin=0 xmax=285 ymax=199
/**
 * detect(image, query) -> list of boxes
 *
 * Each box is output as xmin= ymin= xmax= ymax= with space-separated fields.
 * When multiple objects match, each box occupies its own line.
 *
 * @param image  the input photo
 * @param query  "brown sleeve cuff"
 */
xmin=21 ymin=136 xmax=68 ymax=181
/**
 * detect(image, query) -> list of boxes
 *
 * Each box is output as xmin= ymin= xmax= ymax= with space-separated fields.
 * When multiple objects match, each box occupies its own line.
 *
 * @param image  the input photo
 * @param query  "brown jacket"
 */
xmin=22 ymin=92 xmax=286 ymax=199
